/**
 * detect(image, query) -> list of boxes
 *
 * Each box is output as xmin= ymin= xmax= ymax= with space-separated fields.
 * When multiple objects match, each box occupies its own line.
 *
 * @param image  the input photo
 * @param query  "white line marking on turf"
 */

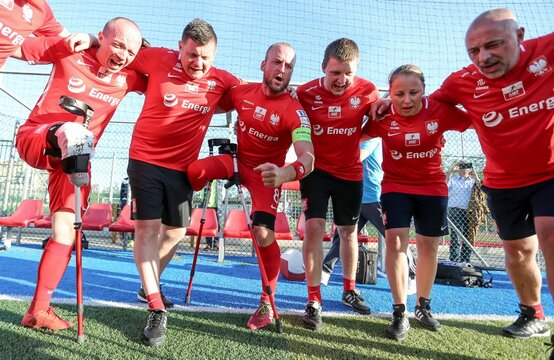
xmin=2 ymin=294 xmax=549 ymax=322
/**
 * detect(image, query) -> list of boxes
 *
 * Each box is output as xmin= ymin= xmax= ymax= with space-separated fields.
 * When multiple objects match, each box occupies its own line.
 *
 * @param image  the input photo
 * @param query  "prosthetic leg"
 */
xmin=225 ymin=145 xmax=283 ymax=333
xmin=186 ymin=138 xmax=230 ymax=304
xmin=58 ymin=96 xmax=94 ymax=344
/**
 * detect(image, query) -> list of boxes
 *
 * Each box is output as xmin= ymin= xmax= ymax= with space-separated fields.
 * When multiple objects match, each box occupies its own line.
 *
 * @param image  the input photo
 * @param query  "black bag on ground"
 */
xmin=356 ymin=246 xmax=378 ymax=285
xmin=434 ymin=261 xmax=492 ymax=288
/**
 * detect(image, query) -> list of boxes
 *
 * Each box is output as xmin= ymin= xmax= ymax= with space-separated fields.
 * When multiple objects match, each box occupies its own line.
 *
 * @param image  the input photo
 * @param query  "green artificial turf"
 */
xmin=0 ymin=301 xmax=551 ymax=360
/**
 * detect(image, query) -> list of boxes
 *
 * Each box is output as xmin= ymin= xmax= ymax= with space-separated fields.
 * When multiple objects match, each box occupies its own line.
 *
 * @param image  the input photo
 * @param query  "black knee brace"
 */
xmin=45 ymin=124 xmax=62 ymax=157
xmin=252 ymin=211 xmax=276 ymax=231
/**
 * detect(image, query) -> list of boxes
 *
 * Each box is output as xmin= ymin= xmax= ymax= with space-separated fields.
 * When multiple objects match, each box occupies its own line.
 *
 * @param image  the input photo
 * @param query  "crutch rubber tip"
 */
xmin=185 ymin=295 xmax=191 ymax=304
xmin=77 ymin=335 xmax=85 ymax=344
xmin=275 ymin=319 xmax=284 ymax=333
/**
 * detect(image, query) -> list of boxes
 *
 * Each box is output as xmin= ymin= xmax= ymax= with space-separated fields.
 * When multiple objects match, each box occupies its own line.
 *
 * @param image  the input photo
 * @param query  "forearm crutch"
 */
xmin=186 ymin=138 xmax=230 ymax=304
xmin=225 ymin=145 xmax=283 ymax=333
xmin=59 ymin=95 xmax=94 ymax=344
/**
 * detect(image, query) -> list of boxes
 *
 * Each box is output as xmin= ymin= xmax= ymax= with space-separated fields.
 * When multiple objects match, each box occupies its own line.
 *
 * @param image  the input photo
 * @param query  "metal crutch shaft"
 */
xmin=186 ymin=138 xmax=229 ymax=303
xmin=59 ymin=95 xmax=94 ymax=343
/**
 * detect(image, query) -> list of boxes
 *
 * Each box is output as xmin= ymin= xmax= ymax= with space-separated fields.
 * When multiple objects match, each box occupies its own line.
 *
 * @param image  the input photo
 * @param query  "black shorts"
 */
xmin=381 ymin=192 xmax=448 ymax=237
xmin=127 ymin=159 xmax=192 ymax=227
xmin=482 ymin=177 xmax=554 ymax=240
xmin=300 ymin=169 xmax=362 ymax=226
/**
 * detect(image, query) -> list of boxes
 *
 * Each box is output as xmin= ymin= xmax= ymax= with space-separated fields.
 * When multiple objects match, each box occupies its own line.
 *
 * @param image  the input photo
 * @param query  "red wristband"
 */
xmin=292 ymin=161 xmax=306 ymax=181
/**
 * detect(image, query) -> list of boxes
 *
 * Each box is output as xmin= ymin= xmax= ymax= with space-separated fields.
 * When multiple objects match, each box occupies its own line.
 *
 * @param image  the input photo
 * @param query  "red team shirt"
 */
xmin=433 ymin=33 xmax=554 ymax=189
xmin=296 ymin=76 xmax=379 ymax=181
xmin=365 ymin=98 xmax=470 ymax=196
xmin=223 ymin=83 xmax=310 ymax=214
xmin=19 ymin=36 xmax=146 ymax=146
xmin=128 ymin=47 xmax=241 ymax=172
xmin=228 ymin=83 xmax=310 ymax=169
xmin=0 ymin=0 xmax=63 ymax=67
xmin=16 ymin=36 xmax=145 ymax=213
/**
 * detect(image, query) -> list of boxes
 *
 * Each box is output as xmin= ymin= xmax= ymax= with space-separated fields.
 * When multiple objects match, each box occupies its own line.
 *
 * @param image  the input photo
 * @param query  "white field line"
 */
xmin=2 ymin=294 xmax=548 ymax=322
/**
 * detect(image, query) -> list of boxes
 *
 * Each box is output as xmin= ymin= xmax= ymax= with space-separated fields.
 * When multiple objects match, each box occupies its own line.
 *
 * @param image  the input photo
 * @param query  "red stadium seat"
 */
xmin=222 ymin=209 xmax=251 ymax=239
xmin=0 ymin=199 xmax=43 ymax=227
xmin=186 ymin=208 xmax=218 ymax=237
xmin=109 ymin=205 xmax=135 ymax=233
xmin=82 ymin=203 xmax=112 ymax=231
xmin=274 ymin=212 xmax=293 ymax=240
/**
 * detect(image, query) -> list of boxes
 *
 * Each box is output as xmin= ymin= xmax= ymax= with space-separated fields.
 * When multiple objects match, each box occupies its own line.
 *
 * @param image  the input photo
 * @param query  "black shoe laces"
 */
xmin=418 ymin=307 xmax=433 ymax=319
xmin=346 ymin=289 xmax=365 ymax=304
xmin=147 ymin=311 xmax=165 ymax=329
xmin=306 ymin=305 xmax=319 ymax=317
xmin=391 ymin=313 xmax=407 ymax=327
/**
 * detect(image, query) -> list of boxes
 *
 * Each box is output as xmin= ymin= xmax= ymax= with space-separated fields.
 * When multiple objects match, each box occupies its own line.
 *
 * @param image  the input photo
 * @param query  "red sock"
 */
xmin=29 ymin=238 xmax=72 ymax=313
xmin=259 ymin=241 xmax=280 ymax=303
xmin=308 ymin=285 xmax=322 ymax=303
xmin=146 ymin=292 xmax=165 ymax=310
xmin=526 ymin=303 xmax=545 ymax=320
xmin=343 ymin=278 xmax=356 ymax=292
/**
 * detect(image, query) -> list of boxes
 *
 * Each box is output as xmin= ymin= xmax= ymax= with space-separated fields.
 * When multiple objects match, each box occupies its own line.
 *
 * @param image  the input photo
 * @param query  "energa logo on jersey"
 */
xmin=68 ymin=77 xmax=86 ymax=94
xmin=312 ymin=124 xmax=324 ymax=136
xmin=390 ymin=150 xmax=402 ymax=160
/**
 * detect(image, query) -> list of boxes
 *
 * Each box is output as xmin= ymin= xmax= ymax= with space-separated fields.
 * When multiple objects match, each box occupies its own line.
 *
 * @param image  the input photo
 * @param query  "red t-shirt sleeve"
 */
xmin=33 ymin=1 xmax=64 ymax=37
xmin=127 ymin=73 xmax=148 ymax=94
xmin=431 ymin=75 xmax=459 ymax=105
xmin=127 ymin=46 xmax=163 ymax=73
xmin=443 ymin=104 xmax=471 ymax=132
xmin=218 ymin=85 xmax=237 ymax=113
xmin=21 ymin=36 xmax=68 ymax=64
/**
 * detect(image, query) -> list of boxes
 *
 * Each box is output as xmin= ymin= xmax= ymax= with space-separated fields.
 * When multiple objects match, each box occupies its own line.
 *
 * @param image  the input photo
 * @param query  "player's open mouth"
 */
xmin=481 ymin=61 xmax=499 ymax=73
xmin=109 ymin=59 xmax=123 ymax=68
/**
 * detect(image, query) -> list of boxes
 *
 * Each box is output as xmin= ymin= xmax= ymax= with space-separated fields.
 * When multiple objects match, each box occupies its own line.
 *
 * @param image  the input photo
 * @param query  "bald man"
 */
xmin=431 ymin=8 xmax=553 ymax=340
xmin=372 ymin=7 xmax=553 ymax=341
xmin=17 ymin=17 xmax=145 ymax=331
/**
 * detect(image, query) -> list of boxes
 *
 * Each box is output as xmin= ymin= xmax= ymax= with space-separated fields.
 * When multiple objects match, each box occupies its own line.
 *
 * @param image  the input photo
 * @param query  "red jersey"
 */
xmin=227 ymin=83 xmax=311 ymax=169
xmin=20 ymin=36 xmax=146 ymax=143
xmin=297 ymin=76 xmax=379 ymax=181
xmin=365 ymin=98 xmax=470 ymax=196
xmin=433 ymin=33 xmax=554 ymax=189
xmin=128 ymin=47 xmax=241 ymax=172
xmin=0 ymin=0 xmax=63 ymax=67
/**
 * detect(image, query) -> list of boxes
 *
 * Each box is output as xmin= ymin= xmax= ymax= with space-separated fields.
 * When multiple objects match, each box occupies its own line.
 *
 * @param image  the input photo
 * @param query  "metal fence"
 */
xmin=0 ymin=116 xmax=547 ymax=272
